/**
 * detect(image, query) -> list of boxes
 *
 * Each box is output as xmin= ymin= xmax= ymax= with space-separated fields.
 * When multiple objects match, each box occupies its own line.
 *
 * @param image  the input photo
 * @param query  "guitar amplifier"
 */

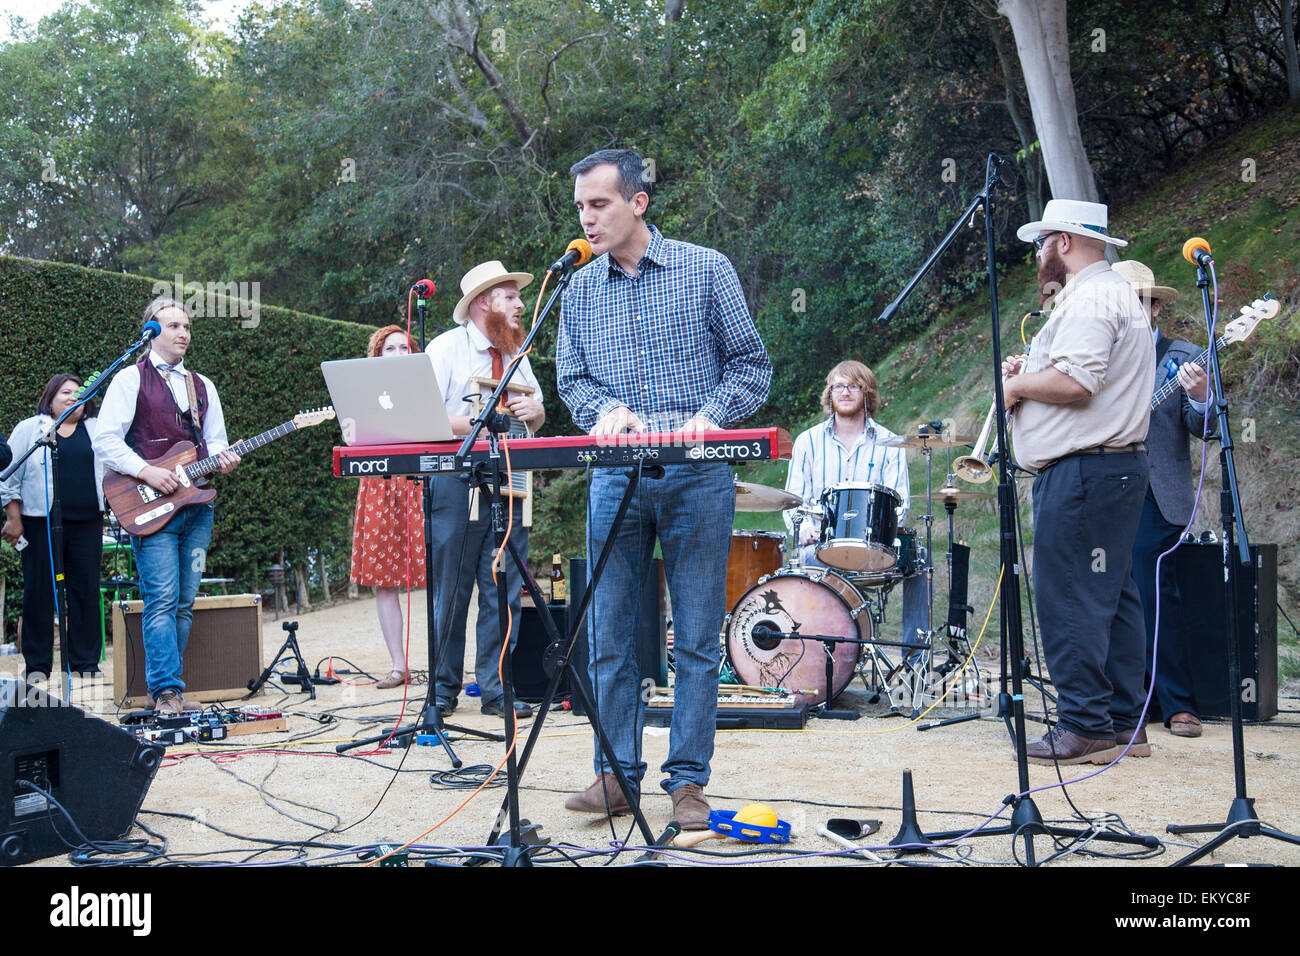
xmin=111 ymin=594 xmax=263 ymax=706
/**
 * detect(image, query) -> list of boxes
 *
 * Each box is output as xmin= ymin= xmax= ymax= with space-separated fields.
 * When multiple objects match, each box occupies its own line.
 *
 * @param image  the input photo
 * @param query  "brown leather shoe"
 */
xmin=564 ymin=774 xmax=633 ymax=816
xmin=1115 ymin=724 xmax=1151 ymax=757
xmin=375 ymin=670 xmax=407 ymax=689
xmin=1169 ymin=712 xmax=1202 ymax=737
xmin=1026 ymin=726 xmax=1119 ymax=765
xmin=669 ymin=783 xmax=712 ymax=830
xmin=154 ymin=689 xmax=185 ymax=716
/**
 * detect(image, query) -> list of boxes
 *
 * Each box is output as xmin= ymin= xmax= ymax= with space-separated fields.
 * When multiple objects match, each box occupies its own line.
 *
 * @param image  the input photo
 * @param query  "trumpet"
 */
xmin=953 ymin=399 xmax=1015 ymax=483
xmin=953 ymin=404 xmax=996 ymax=483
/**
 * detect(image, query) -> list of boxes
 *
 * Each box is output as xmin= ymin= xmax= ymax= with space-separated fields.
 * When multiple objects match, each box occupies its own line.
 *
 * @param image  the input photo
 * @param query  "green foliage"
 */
xmin=0 ymin=254 xmax=371 ymax=595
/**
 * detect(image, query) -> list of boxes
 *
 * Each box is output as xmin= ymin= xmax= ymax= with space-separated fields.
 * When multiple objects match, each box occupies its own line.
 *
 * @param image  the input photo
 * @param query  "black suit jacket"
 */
xmin=1147 ymin=332 xmax=1218 ymax=526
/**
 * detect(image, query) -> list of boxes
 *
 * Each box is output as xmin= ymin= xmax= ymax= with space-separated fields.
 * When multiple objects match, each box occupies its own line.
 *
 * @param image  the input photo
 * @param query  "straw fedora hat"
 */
xmin=1016 ymin=198 xmax=1128 ymax=248
xmin=453 ymin=261 xmax=534 ymax=325
xmin=1112 ymin=259 xmax=1179 ymax=303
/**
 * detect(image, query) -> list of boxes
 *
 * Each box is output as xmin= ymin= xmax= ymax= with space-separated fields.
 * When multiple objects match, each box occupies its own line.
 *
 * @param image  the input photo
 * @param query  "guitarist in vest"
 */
xmin=1113 ymin=261 xmax=1217 ymax=741
xmin=93 ymin=297 xmax=242 ymax=715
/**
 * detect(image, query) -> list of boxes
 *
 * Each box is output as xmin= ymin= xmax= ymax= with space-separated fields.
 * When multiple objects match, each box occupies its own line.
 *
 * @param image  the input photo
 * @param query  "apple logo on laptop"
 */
xmin=378 ymin=391 xmax=394 ymax=410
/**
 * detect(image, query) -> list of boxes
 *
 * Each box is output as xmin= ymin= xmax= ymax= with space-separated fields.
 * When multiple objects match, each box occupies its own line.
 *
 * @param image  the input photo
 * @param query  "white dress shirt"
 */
xmin=92 ymin=352 xmax=230 ymax=479
xmin=784 ymin=416 xmax=910 ymax=537
xmin=425 ymin=321 xmax=541 ymax=427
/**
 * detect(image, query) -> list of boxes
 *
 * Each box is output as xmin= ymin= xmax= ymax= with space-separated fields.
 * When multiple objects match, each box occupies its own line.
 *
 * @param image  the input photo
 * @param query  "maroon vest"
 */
xmin=124 ymin=357 xmax=210 ymax=463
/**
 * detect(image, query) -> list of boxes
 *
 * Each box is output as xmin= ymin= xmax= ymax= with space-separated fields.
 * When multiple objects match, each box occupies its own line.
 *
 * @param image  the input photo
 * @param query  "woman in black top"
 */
xmin=1 ymin=374 xmax=106 ymax=679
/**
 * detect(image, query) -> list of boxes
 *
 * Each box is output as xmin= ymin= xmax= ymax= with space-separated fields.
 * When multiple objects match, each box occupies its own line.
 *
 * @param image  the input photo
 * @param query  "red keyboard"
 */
xmin=333 ymin=427 xmax=792 ymax=477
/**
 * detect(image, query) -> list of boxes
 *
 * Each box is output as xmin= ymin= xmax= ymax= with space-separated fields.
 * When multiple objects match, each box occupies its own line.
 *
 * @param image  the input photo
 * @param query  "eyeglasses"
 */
xmin=1032 ymin=232 xmax=1062 ymax=253
xmin=830 ymin=384 xmax=862 ymax=395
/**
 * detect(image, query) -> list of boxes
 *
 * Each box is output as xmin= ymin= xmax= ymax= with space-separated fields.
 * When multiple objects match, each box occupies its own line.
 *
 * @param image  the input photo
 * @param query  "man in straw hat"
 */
xmin=1002 ymin=199 xmax=1155 ymax=764
xmin=1113 ymin=259 xmax=1215 ymax=740
xmin=424 ymin=261 xmax=546 ymax=720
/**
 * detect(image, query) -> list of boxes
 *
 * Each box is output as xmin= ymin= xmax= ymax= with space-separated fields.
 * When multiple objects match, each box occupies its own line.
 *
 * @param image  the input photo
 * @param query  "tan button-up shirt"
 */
xmin=1012 ymin=260 xmax=1154 ymax=471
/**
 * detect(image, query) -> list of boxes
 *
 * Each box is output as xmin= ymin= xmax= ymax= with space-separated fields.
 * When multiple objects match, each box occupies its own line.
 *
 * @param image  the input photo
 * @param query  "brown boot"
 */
xmin=1115 ymin=724 xmax=1151 ymax=757
xmin=564 ymin=774 xmax=633 ymax=816
xmin=669 ymin=783 xmax=712 ymax=830
xmin=1025 ymin=726 xmax=1119 ymax=765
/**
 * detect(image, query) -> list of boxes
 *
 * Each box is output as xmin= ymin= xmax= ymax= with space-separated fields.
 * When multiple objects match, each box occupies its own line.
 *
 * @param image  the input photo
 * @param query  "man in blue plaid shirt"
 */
xmin=557 ymin=149 xmax=772 ymax=830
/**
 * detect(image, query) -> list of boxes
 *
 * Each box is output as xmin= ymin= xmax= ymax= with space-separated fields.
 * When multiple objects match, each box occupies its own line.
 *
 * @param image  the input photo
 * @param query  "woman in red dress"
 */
xmin=349 ymin=325 xmax=427 ymax=688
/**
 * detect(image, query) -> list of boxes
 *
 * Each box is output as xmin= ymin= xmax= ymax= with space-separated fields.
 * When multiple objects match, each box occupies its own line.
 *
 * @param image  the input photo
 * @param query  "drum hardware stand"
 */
xmin=875 ymin=153 xmax=1158 ymax=861
xmin=1165 ymin=250 xmax=1300 ymax=864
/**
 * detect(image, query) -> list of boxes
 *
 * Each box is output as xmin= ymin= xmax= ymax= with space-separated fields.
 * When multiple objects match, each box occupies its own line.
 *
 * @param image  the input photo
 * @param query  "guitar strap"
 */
xmin=183 ymin=371 xmax=204 ymax=443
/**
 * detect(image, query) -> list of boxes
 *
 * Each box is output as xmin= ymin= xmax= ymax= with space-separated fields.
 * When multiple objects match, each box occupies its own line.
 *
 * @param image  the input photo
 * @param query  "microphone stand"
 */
xmin=2 ymin=331 xmax=155 ymax=698
xmin=874 ymin=154 xmax=1156 ymax=862
xmin=1164 ymin=256 xmax=1300 ymax=864
xmin=337 ymin=287 xmax=501 ymax=764
xmin=455 ymin=261 xmax=658 ymax=866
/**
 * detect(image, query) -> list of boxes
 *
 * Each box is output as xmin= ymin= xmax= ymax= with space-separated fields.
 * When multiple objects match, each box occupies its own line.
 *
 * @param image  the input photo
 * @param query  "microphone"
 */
xmin=410 ymin=279 xmax=436 ymax=297
xmin=548 ymin=238 xmax=593 ymax=274
xmin=137 ymin=319 xmax=162 ymax=347
xmin=1182 ymin=237 xmax=1213 ymax=268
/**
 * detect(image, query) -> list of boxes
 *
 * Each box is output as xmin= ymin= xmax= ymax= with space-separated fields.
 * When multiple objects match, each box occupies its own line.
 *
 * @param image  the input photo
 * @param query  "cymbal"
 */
xmin=881 ymin=432 xmax=975 ymax=450
xmin=914 ymin=486 xmax=994 ymax=502
xmin=734 ymin=481 xmax=804 ymax=512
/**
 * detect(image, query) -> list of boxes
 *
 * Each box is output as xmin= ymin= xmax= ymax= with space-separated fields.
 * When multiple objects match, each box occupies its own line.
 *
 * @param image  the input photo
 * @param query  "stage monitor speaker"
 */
xmin=513 ymin=602 xmax=567 ymax=703
xmin=1 ymin=679 xmax=164 ymax=866
xmin=112 ymin=593 xmax=263 ymax=706
xmin=1174 ymin=542 xmax=1277 ymax=721
xmin=525 ymin=558 xmax=665 ymax=716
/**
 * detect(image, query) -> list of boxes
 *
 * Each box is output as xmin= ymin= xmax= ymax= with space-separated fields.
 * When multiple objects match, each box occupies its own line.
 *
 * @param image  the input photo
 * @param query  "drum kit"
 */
xmin=721 ymin=423 xmax=994 ymax=716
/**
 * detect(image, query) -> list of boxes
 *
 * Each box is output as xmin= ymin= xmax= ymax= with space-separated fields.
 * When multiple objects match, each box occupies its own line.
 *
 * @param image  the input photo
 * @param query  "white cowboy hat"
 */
xmin=452 ymin=261 xmax=534 ymax=325
xmin=1111 ymin=259 xmax=1179 ymax=303
xmin=1016 ymin=198 xmax=1128 ymax=248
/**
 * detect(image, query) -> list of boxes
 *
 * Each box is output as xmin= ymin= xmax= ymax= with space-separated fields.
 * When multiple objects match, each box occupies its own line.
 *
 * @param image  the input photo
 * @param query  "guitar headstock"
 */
xmin=294 ymin=406 xmax=337 ymax=429
xmin=1221 ymin=297 xmax=1280 ymax=346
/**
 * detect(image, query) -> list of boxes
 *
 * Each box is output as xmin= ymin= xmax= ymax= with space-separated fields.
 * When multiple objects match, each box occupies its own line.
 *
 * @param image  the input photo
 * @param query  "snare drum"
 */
xmin=893 ymin=528 xmax=921 ymax=577
xmin=726 ymin=530 xmax=786 ymax=611
xmin=816 ymin=482 xmax=902 ymax=573
xmin=725 ymin=567 xmax=873 ymax=704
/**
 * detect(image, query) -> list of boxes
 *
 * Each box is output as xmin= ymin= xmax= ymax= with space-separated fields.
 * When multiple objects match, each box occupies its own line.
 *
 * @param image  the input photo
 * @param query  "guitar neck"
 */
xmin=1151 ymin=337 xmax=1221 ymax=410
xmin=185 ymin=421 xmax=298 ymax=479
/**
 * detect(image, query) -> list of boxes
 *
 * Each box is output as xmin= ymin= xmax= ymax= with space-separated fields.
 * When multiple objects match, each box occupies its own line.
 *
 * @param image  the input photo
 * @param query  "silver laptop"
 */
xmin=321 ymin=353 xmax=454 ymax=445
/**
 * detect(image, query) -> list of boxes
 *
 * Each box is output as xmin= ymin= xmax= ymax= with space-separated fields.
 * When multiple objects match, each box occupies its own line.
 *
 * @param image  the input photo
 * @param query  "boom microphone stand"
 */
xmin=456 ymin=246 xmax=658 ymax=865
xmin=2 ymin=324 xmax=160 ymax=699
xmin=876 ymin=154 xmax=1156 ymax=861
xmin=1165 ymin=242 xmax=1300 ymax=864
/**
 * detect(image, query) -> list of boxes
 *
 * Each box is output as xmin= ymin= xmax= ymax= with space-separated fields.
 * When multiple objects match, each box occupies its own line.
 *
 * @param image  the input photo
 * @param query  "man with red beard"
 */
xmin=425 ymin=261 xmax=545 ymax=719
xmin=1002 ymin=199 xmax=1154 ymax=765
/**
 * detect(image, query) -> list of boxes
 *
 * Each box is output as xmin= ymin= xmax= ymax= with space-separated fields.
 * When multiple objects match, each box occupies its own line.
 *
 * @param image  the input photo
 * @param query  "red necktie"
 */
xmin=487 ymin=347 xmax=508 ymax=411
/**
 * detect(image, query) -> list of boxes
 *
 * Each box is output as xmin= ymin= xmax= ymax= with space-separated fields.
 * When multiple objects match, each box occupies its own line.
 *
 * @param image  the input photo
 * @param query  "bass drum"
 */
xmin=726 ymin=568 xmax=872 ymax=705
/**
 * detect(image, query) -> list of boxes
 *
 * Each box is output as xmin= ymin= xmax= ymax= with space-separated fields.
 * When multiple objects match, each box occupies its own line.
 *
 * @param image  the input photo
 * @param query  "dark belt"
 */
xmin=1039 ymin=442 xmax=1147 ymax=473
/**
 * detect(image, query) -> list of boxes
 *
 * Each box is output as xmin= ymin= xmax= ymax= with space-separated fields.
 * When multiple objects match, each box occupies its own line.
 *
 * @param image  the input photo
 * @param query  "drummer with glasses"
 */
xmin=783 ymin=361 xmax=910 ymax=566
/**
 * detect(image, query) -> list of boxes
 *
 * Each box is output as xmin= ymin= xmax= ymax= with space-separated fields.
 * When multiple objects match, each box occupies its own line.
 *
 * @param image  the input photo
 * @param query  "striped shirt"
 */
xmin=556 ymin=225 xmax=772 ymax=432
xmin=784 ymin=417 xmax=911 ymax=536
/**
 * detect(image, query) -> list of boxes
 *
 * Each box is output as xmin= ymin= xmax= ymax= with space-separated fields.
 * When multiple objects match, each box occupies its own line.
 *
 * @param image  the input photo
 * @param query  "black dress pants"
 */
xmin=1031 ymin=450 xmax=1149 ymax=738
xmin=19 ymin=515 xmax=104 ymax=677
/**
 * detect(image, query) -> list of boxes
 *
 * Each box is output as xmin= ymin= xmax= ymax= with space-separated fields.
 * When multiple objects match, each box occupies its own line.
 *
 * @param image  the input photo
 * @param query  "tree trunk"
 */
xmin=991 ymin=20 xmax=1047 ymax=221
xmin=996 ymin=0 xmax=1099 ymax=204
xmin=319 ymin=545 xmax=331 ymax=604
xmin=294 ymin=564 xmax=311 ymax=611
xmin=1283 ymin=0 xmax=1300 ymax=106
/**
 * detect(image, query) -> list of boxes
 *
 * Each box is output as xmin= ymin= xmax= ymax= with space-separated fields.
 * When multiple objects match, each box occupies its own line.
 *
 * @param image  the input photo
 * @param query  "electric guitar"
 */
xmin=1151 ymin=296 xmax=1278 ymax=411
xmin=104 ymin=408 xmax=335 ymax=536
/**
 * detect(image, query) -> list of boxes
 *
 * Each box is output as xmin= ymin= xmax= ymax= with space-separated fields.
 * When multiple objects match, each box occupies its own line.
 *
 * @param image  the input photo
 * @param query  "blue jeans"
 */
xmin=586 ymin=463 xmax=733 ymax=793
xmin=131 ymin=502 xmax=214 ymax=697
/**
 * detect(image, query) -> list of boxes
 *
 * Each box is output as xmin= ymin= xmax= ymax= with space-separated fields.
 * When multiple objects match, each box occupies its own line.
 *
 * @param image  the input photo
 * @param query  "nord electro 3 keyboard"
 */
xmin=333 ymin=427 xmax=793 ymax=477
